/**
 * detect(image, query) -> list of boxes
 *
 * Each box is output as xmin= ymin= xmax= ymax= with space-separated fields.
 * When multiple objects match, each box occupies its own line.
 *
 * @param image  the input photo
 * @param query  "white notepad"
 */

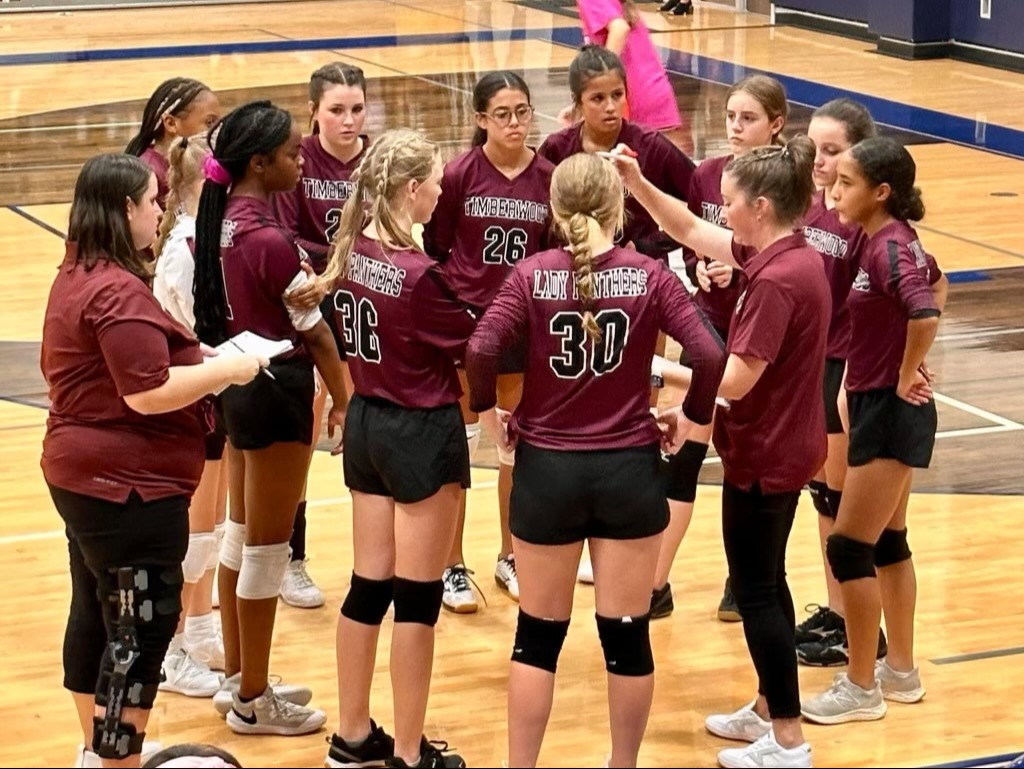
xmin=215 ymin=331 xmax=294 ymax=360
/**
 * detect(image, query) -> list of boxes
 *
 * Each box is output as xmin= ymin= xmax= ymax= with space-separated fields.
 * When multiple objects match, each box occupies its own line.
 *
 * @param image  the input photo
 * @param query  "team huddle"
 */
xmin=41 ymin=41 xmax=946 ymax=769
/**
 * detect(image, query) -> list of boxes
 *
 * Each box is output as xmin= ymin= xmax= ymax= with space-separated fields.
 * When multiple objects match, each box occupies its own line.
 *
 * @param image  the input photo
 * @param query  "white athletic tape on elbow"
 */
xmin=284 ymin=271 xmax=324 ymax=332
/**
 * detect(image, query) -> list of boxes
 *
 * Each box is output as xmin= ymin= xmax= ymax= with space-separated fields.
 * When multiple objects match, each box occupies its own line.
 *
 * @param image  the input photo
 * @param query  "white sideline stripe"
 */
xmin=933 ymin=391 xmax=1024 ymax=430
xmin=936 ymin=328 xmax=1023 ymax=342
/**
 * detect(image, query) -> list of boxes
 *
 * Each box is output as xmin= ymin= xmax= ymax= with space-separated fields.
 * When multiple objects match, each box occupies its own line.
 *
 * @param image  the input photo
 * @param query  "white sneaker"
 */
xmin=705 ymin=701 xmax=772 ymax=743
xmin=875 ymin=659 xmax=926 ymax=703
xmin=159 ymin=648 xmax=222 ymax=697
xmin=801 ymin=672 xmax=887 ymax=725
xmin=495 ymin=555 xmax=519 ymax=601
xmin=213 ymin=672 xmax=313 ymax=717
xmin=186 ymin=628 xmax=225 ymax=671
xmin=74 ymin=741 xmax=162 ymax=767
xmin=577 ymin=558 xmax=595 ymax=585
xmin=280 ymin=558 xmax=326 ymax=608
xmin=718 ymin=731 xmax=812 ymax=768
xmin=226 ymin=685 xmax=326 ymax=736
xmin=442 ymin=564 xmax=479 ymax=614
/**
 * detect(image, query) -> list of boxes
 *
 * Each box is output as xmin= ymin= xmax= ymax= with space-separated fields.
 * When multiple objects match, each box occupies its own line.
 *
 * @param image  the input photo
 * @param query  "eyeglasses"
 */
xmin=481 ymin=105 xmax=535 ymax=127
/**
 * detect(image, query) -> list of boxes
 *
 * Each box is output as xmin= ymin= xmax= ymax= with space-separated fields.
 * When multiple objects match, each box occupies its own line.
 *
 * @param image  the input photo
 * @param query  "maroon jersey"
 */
xmin=802 ymin=190 xmax=868 ymax=360
xmin=273 ymin=134 xmax=366 ymax=274
xmin=332 ymin=234 xmax=477 ymax=408
xmin=423 ymin=146 xmax=554 ymax=309
xmin=41 ymin=244 xmax=206 ymax=503
xmin=845 ymin=220 xmax=942 ymax=393
xmin=681 ymin=154 xmax=745 ymax=332
xmin=220 ymin=195 xmax=309 ymax=358
xmin=714 ymin=233 xmax=830 ymax=494
xmin=466 ymin=246 xmax=725 ymax=450
xmin=141 ymin=147 xmax=170 ymax=209
xmin=537 ymin=120 xmax=695 ymax=261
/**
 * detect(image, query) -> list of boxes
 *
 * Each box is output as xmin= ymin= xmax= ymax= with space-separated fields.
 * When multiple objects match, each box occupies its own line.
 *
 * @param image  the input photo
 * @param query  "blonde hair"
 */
xmin=727 ymin=75 xmax=789 ymax=146
xmin=322 ymin=130 xmax=438 ymax=286
xmin=725 ymin=134 xmax=816 ymax=227
xmin=155 ymin=135 xmax=209 ymax=257
xmin=549 ymin=153 xmax=624 ymax=343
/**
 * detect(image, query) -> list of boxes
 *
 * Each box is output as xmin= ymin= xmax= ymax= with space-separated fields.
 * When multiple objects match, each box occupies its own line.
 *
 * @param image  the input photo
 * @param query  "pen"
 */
xmin=230 ymin=340 xmax=275 ymax=380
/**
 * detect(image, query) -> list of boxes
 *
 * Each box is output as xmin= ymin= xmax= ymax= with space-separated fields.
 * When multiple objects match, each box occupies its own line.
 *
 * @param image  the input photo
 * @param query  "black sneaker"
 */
xmin=651 ymin=583 xmax=674 ymax=620
xmin=797 ymin=626 xmax=849 ymax=667
xmin=387 ymin=738 xmax=465 ymax=768
xmin=717 ymin=577 xmax=741 ymax=622
xmin=794 ymin=604 xmax=845 ymax=645
xmin=877 ymin=626 xmax=888 ymax=659
xmin=326 ymin=720 xmax=395 ymax=768
xmin=672 ymin=1 xmax=694 ymax=15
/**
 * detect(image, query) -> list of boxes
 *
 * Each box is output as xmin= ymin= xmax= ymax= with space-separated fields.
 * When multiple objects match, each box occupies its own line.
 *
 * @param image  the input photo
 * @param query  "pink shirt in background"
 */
xmin=576 ymin=0 xmax=682 ymax=132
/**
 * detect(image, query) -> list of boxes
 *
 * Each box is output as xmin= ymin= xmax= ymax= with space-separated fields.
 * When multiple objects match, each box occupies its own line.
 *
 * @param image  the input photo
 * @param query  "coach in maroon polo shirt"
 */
xmin=41 ymin=153 xmax=263 ymax=766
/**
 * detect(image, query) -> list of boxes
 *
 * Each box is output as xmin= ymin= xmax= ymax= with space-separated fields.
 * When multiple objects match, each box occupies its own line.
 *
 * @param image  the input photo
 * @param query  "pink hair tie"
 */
xmin=202 ymin=154 xmax=232 ymax=187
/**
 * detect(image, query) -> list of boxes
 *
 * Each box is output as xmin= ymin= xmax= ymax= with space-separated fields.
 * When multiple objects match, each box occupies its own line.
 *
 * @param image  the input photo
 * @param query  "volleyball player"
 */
xmin=193 ymin=101 xmax=349 ymax=735
xmin=273 ymin=62 xmax=369 ymax=609
xmin=44 ymin=153 xmax=263 ymax=768
xmin=423 ymin=70 xmax=554 ymax=614
xmin=613 ymin=135 xmax=827 ymax=768
xmin=466 ymin=151 xmax=724 ymax=768
xmin=152 ymin=135 xmax=226 ymax=697
xmin=801 ymin=137 xmax=947 ymax=726
xmin=318 ymin=130 xmax=470 ymax=769
xmin=126 ymin=78 xmax=221 ymax=207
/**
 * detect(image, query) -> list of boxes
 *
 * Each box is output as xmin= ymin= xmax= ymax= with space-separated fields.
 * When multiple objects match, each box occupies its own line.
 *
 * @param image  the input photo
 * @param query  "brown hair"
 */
xmin=67 ymin=153 xmax=154 ymax=278
xmin=308 ymin=62 xmax=367 ymax=133
xmin=322 ymin=129 xmax=438 ymax=286
xmin=812 ymin=98 xmax=877 ymax=146
xmin=849 ymin=137 xmax=925 ymax=222
xmin=549 ymin=153 xmax=625 ymax=343
xmin=726 ymin=75 xmax=789 ymax=145
xmin=569 ymin=45 xmax=627 ymax=107
xmin=154 ymin=135 xmax=209 ymax=258
xmin=724 ymin=134 xmax=816 ymax=226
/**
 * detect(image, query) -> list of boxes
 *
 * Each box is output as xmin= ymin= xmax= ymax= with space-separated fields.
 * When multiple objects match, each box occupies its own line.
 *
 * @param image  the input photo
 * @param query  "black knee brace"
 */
xmin=341 ymin=573 xmax=394 ymax=625
xmin=874 ymin=528 xmax=912 ymax=568
xmin=93 ymin=565 xmax=181 ymax=758
xmin=393 ymin=577 xmax=444 ymax=626
xmin=825 ymin=488 xmax=843 ymax=520
xmin=667 ymin=441 xmax=708 ymax=503
xmin=510 ymin=610 xmax=570 ymax=673
xmin=807 ymin=480 xmax=833 ymax=519
xmin=826 ymin=534 xmax=876 ymax=583
xmin=596 ymin=613 xmax=654 ymax=677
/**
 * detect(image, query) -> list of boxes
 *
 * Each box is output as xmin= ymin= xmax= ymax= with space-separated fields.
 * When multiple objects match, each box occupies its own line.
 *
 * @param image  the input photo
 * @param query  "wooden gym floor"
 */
xmin=0 ymin=1 xmax=1022 ymax=766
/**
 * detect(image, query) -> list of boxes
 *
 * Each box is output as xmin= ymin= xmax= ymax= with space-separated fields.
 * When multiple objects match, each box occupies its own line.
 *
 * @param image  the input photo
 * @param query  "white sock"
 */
xmin=185 ymin=612 xmax=215 ymax=646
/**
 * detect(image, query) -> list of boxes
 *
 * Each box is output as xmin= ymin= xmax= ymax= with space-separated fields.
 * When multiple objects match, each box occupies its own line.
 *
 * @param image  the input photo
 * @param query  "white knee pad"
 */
xmin=466 ymin=422 xmax=481 ymax=462
xmin=236 ymin=543 xmax=292 ymax=600
xmin=182 ymin=532 xmax=218 ymax=583
xmin=220 ymin=520 xmax=246 ymax=572
xmin=497 ymin=442 xmax=515 ymax=467
xmin=209 ymin=522 xmax=226 ymax=571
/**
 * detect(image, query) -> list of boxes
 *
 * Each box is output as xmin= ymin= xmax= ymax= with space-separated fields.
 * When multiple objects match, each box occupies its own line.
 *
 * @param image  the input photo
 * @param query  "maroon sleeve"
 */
xmin=410 ymin=265 xmax=478 ymax=358
xmin=422 ymin=163 xmax=460 ymax=262
xmin=90 ymin=283 xmax=174 ymax=397
xmin=729 ymin=278 xmax=793 ymax=365
xmin=926 ymin=251 xmax=943 ymax=285
xmin=465 ymin=268 xmax=530 ymax=413
xmin=681 ymin=173 xmax=702 ymax=277
xmin=658 ymin=136 xmax=696 ymax=202
xmin=254 ymin=227 xmax=305 ymax=298
xmin=654 ymin=265 xmax=725 ymax=425
xmin=272 ymin=188 xmax=328 ymax=265
xmin=882 ymin=241 xmax=941 ymax=319
xmin=537 ymin=134 xmax=562 ymax=165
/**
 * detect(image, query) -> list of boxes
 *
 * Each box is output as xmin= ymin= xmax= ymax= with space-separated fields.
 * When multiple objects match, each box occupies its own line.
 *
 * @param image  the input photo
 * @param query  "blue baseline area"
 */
xmin=3 ymin=25 xmax=1024 ymax=158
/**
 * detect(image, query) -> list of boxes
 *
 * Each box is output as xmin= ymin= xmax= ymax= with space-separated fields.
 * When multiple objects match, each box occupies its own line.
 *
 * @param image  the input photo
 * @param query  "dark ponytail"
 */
xmin=192 ymin=101 xmax=293 ymax=346
xmin=849 ymin=137 xmax=925 ymax=222
xmin=126 ymin=77 xmax=210 ymax=156
xmin=471 ymin=70 xmax=531 ymax=147
xmin=308 ymin=62 xmax=366 ymax=134
xmin=568 ymin=45 xmax=627 ymax=107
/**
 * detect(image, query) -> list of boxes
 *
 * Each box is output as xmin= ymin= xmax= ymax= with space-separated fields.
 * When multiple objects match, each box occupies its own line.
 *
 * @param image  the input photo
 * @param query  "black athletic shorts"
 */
xmin=220 ymin=358 xmax=315 ymax=450
xmin=824 ymin=358 xmax=846 ymax=435
xmin=343 ymin=394 xmax=471 ymax=504
xmin=848 ymin=387 xmax=937 ymax=468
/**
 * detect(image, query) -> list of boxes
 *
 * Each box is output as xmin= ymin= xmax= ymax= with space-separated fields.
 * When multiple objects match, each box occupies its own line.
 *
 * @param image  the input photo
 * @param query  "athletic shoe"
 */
xmin=280 ymin=558 xmax=326 ymax=609
xmin=651 ymin=583 xmax=674 ymax=620
xmin=442 ymin=565 xmax=479 ymax=614
xmin=718 ymin=577 xmax=741 ymax=622
xmin=387 ymin=738 xmax=465 ymax=768
xmin=213 ymin=672 xmax=312 ymax=717
xmin=495 ymin=555 xmax=519 ymax=601
xmin=794 ymin=604 xmax=844 ymax=645
xmin=800 ymin=672 xmax=887 ymax=725
xmin=226 ymin=686 xmax=326 ymax=736
xmin=705 ymin=701 xmax=772 ymax=743
xmin=158 ymin=648 xmax=222 ymax=697
xmin=325 ymin=719 xmax=395 ymax=767
xmin=875 ymin=659 xmax=926 ymax=703
xmin=717 ymin=731 xmax=812 ymax=768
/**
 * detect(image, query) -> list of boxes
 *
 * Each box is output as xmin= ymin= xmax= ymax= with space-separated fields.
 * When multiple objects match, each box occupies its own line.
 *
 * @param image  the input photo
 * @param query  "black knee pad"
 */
xmin=510 ymin=610 xmax=570 ymax=673
xmin=341 ymin=573 xmax=394 ymax=625
xmin=666 ymin=441 xmax=708 ymax=503
xmin=595 ymin=613 xmax=654 ymax=677
xmin=807 ymin=480 xmax=833 ymax=519
xmin=825 ymin=488 xmax=843 ymax=520
xmin=826 ymin=534 xmax=876 ymax=583
xmin=392 ymin=577 xmax=444 ymax=626
xmin=874 ymin=528 xmax=912 ymax=568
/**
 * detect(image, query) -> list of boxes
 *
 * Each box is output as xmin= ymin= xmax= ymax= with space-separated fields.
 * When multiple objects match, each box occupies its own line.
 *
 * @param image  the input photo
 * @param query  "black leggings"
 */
xmin=51 ymin=485 xmax=189 ymax=705
xmin=722 ymin=481 xmax=800 ymax=720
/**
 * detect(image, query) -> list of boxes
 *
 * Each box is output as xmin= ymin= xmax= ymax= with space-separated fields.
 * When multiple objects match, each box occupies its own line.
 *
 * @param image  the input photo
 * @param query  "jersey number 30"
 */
xmin=549 ymin=309 xmax=629 ymax=378
xmin=334 ymin=290 xmax=381 ymax=362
